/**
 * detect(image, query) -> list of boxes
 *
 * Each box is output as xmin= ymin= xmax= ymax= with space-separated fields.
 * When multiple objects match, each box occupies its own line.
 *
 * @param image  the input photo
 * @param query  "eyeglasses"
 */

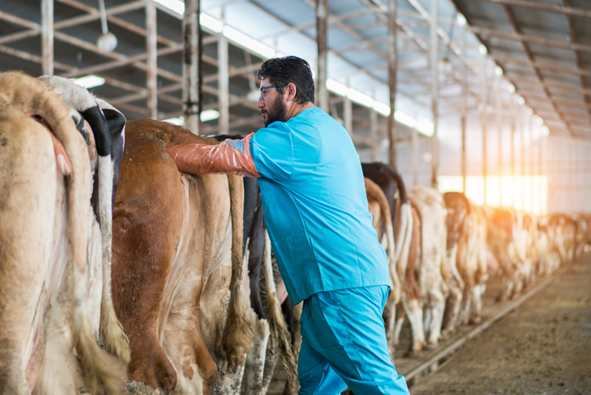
xmin=259 ymin=84 xmax=287 ymax=101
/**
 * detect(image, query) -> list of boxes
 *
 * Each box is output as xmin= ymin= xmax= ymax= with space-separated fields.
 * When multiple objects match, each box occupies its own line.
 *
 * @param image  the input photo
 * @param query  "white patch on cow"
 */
xmin=242 ymin=317 xmax=270 ymax=394
xmin=40 ymin=75 xmax=97 ymax=111
xmin=408 ymin=186 xmax=447 ymax=350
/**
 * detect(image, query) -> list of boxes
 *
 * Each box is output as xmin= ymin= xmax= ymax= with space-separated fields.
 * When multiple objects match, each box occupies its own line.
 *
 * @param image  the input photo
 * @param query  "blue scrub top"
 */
xmin=249 ymin=106 xmax=390 ymax=305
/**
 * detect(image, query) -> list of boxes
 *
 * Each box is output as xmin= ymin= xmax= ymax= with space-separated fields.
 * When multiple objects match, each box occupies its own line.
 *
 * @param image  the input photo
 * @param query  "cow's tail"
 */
xmin=58 ymin=104 xmax=126 ymax=395
xmin=373 ymin=184 xmax=401 ymax=305
xmin=222 ymin=175 xmax=254 ymax=368
xmin=263 ymin=230 xmax=298 ymax=384
xmin=97 ymin=155 xmax=131 ymax=366
xmin=396 ymin=202 xmax=414 ymax=284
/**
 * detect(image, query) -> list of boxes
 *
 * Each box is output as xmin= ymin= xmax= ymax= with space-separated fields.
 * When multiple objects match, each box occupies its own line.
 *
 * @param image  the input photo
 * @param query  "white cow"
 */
xmin=0 ymin=71 xmax=128 ymax=394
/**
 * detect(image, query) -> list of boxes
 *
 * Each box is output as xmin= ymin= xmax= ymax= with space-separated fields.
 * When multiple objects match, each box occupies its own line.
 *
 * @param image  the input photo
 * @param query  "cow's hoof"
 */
xmin=426 ymin=341 xmax=438 ymax=350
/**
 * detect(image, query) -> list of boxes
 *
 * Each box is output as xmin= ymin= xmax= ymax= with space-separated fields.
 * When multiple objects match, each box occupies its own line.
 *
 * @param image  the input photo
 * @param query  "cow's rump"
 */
xmin=112 ymin=120 xmax=252 ymax=394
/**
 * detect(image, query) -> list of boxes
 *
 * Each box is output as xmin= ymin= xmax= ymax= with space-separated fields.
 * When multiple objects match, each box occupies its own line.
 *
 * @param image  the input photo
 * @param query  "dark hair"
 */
xmin=258 ymin=56 xmax=315 ymax=105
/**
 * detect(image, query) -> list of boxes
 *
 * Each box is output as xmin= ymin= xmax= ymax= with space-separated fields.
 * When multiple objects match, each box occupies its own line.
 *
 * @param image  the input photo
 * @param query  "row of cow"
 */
xmin=1 ymin=71 xmax=589 ymax=395
xmin=361 ymin=165 xmax=590 ymax=358
xmin=0 ymin=71 xmax=299 ymax=395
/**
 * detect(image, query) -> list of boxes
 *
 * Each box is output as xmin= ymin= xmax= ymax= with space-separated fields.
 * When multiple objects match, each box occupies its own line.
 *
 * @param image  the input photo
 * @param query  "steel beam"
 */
xmin=387 ymin=0 xmax=398 ymax=167
xmin=316 ymin=0 xmax=329 ymax=112
xmin=474 ymin=0 xmax=591 ymax=19
xmin=491 ymin=54 xmax=591 ymax=79
xmin=430 ymin=0 xmax=438 ymax=189
xmin=563 ymin=0 xmax=591 ymax=124
xmin=183 ymin=0 xmax=201 ymax=134
xmin=502 ymin=4 xmax=573 ymax=137
xmin=41 ymin=0 xmax=53 ymax=75
xmin=469 ymin=26 xmax=591 ymax=55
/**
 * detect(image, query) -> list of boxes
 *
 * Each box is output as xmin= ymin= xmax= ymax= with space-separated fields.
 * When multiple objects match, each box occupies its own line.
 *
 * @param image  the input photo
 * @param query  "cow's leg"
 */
xmin=392 ymin=302 xmax=406 ymax=348
xmin=111 ymin=140 xmax=183 ymax=392
xmin=0 ymin=115 xmax=57 ymax=394
xmin=403 ymin=296 xmax=425 ymax=352
xmin=241 ymin=317 xmax=270 ymax=394
xmin=441 ymin=276 xmax=463 ymax=337
xmin=425 ymin=284 xmax=445 ymax=349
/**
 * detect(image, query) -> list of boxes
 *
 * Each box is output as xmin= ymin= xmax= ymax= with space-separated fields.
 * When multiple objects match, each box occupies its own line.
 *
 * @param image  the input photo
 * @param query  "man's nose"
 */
xmin=257 ymin=97 xmax=264 ymax=109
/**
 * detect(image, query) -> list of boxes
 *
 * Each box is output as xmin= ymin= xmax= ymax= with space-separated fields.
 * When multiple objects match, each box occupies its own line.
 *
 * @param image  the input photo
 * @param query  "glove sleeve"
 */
xmin=164 ymin=132 xmax=260 ymax=178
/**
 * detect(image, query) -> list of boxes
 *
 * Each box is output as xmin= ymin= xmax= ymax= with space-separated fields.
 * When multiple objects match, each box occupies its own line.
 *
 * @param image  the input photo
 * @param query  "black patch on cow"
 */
xmin=102 ymin=108 xmax=126 ymax=208
xmin=362 ymin=162 xmax=408 ymax=236
xmin=82 ymin=106 xmax=110 ymax=157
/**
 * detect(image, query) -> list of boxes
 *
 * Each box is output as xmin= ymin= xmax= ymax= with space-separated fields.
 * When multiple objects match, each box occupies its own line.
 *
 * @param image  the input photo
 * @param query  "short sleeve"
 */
xmin=250 ymin=123 xmax=295 ymax=181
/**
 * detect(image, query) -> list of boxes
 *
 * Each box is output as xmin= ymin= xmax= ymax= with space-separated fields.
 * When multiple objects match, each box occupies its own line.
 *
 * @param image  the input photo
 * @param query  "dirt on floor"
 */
xmin=410 ymin=255 xmax=591 ymax=395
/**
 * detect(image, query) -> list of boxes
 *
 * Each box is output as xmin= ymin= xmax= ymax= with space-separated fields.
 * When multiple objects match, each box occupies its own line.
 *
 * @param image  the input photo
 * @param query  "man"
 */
xmin=166 ymin=56 xmax=410 ymax=395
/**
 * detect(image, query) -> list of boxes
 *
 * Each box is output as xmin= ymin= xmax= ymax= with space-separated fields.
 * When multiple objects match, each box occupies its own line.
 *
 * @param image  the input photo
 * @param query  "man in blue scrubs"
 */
xmin=166 ymin=56 xmax=409 ymax=395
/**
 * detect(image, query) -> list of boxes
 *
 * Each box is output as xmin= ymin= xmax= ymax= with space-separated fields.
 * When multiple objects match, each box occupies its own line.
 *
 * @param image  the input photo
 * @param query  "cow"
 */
xmin=463 ymin=203 xmax=488 ymax=325
xmin=407 ymin=186 xmax=447 ymax=350
xmin=40 ymin=74 xmax=130 ymax=367
xmin=360 ymin=163 xmax=417 ymax=352
xmin=0 ymin=71 xmax=128 ymax=394
xmin=441 ymin=193 xmax=488 ymax=335
xmin=364 ymin=178 xmax=400 ymax=309
xmin=209 ymin=135 xmax=297 ymax=395
xmin=485 ymin=207 xmax=533 ymax=301
xmin=440 ymin=192 xmax=469 ymax=337
xmin=110 ymin=119 xmax=257 ymax=394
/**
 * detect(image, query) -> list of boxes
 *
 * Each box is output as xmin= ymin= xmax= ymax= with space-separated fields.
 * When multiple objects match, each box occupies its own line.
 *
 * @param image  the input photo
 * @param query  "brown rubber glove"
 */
xmin=164 ymin=132 xmax=260 ymax=178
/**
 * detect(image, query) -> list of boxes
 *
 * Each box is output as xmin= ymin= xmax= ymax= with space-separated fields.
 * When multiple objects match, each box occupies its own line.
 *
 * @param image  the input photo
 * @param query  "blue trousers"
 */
xmin=298 ymin=285 xmax=410 ymax=395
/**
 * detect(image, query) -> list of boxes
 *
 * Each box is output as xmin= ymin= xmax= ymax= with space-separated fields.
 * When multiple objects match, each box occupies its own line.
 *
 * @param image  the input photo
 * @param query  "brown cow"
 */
xmin=111 ymin=120 xmax=253 ymax=394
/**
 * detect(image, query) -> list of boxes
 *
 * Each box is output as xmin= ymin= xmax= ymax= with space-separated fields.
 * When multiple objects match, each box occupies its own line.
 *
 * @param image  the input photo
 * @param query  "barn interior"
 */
xmin=3 ymin=0 xmax=591 ymax=213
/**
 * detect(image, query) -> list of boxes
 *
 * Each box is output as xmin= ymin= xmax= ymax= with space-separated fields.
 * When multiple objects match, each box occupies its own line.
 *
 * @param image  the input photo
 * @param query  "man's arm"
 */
xmin=164 ymin=133 xmax=260 ymax=178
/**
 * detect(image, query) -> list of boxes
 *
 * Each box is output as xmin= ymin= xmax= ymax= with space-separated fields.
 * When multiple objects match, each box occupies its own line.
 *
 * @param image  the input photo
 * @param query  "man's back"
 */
xmin=250 ymin=106 xmax=390 ymax=304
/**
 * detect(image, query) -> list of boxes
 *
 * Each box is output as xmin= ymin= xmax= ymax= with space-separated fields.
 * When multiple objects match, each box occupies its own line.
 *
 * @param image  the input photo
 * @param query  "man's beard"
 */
xmin=263 ymin=97 xmax=287 ymax=127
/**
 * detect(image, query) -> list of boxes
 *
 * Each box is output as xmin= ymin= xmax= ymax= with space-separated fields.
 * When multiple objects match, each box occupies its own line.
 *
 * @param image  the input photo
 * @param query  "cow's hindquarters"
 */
xmin=0 ymin=113 xmax=59 ymax=393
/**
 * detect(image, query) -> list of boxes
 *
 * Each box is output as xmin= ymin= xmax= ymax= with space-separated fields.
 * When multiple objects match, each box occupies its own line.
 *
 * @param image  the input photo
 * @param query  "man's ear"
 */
xmin=285 ymin=82 xmax=298 ymax=102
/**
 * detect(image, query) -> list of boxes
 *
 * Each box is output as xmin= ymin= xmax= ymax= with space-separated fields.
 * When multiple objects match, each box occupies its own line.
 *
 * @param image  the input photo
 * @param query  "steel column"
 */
xmin=460 ymin=21 xmax=466 ymax=193
xmin=344 ymin=95 xmax=353 ymax=136
xmin=496 ymin=74 xmax=502 ymax=204
xmin=183 ymin=0 xmax=201 ymax=134
xmin=218 ymin=7 xmax=229 ymax=134
xmin=316 ymin=0 xmax=329 ymax=112
xmin=146 ymin=0 xmax=157 ymax=119
xmin=520 ymin=108 xmax=532 ymax=211
xmin=510 ymin=97 xmax=516 ymax=208
xmin=430 ymin=0 xmax=438 ymax=189
xmin=387 ymin=0 xmax=398 ymax=167
xmin=529 ymin=120 xmax=534 ymax=212
xmin=412 ymin=126 xmax=419 ymax=186
xmin=370 ymin=107 xmax=379 ymax=161
xmin=41 ymin=0 xmax=53 ymax=75
xmin=481 ymin=59 xmax=488 ymax=205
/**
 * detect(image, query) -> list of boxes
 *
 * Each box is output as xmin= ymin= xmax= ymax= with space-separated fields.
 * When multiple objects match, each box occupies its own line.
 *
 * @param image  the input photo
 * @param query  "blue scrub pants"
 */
xmin=298 ymin=285 xmax=410 ymax=395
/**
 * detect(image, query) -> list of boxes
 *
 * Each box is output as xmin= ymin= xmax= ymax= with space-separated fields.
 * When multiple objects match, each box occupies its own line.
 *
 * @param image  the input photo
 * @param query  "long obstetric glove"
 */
xmin=164 ymin=132 xmax=260 ymax=178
